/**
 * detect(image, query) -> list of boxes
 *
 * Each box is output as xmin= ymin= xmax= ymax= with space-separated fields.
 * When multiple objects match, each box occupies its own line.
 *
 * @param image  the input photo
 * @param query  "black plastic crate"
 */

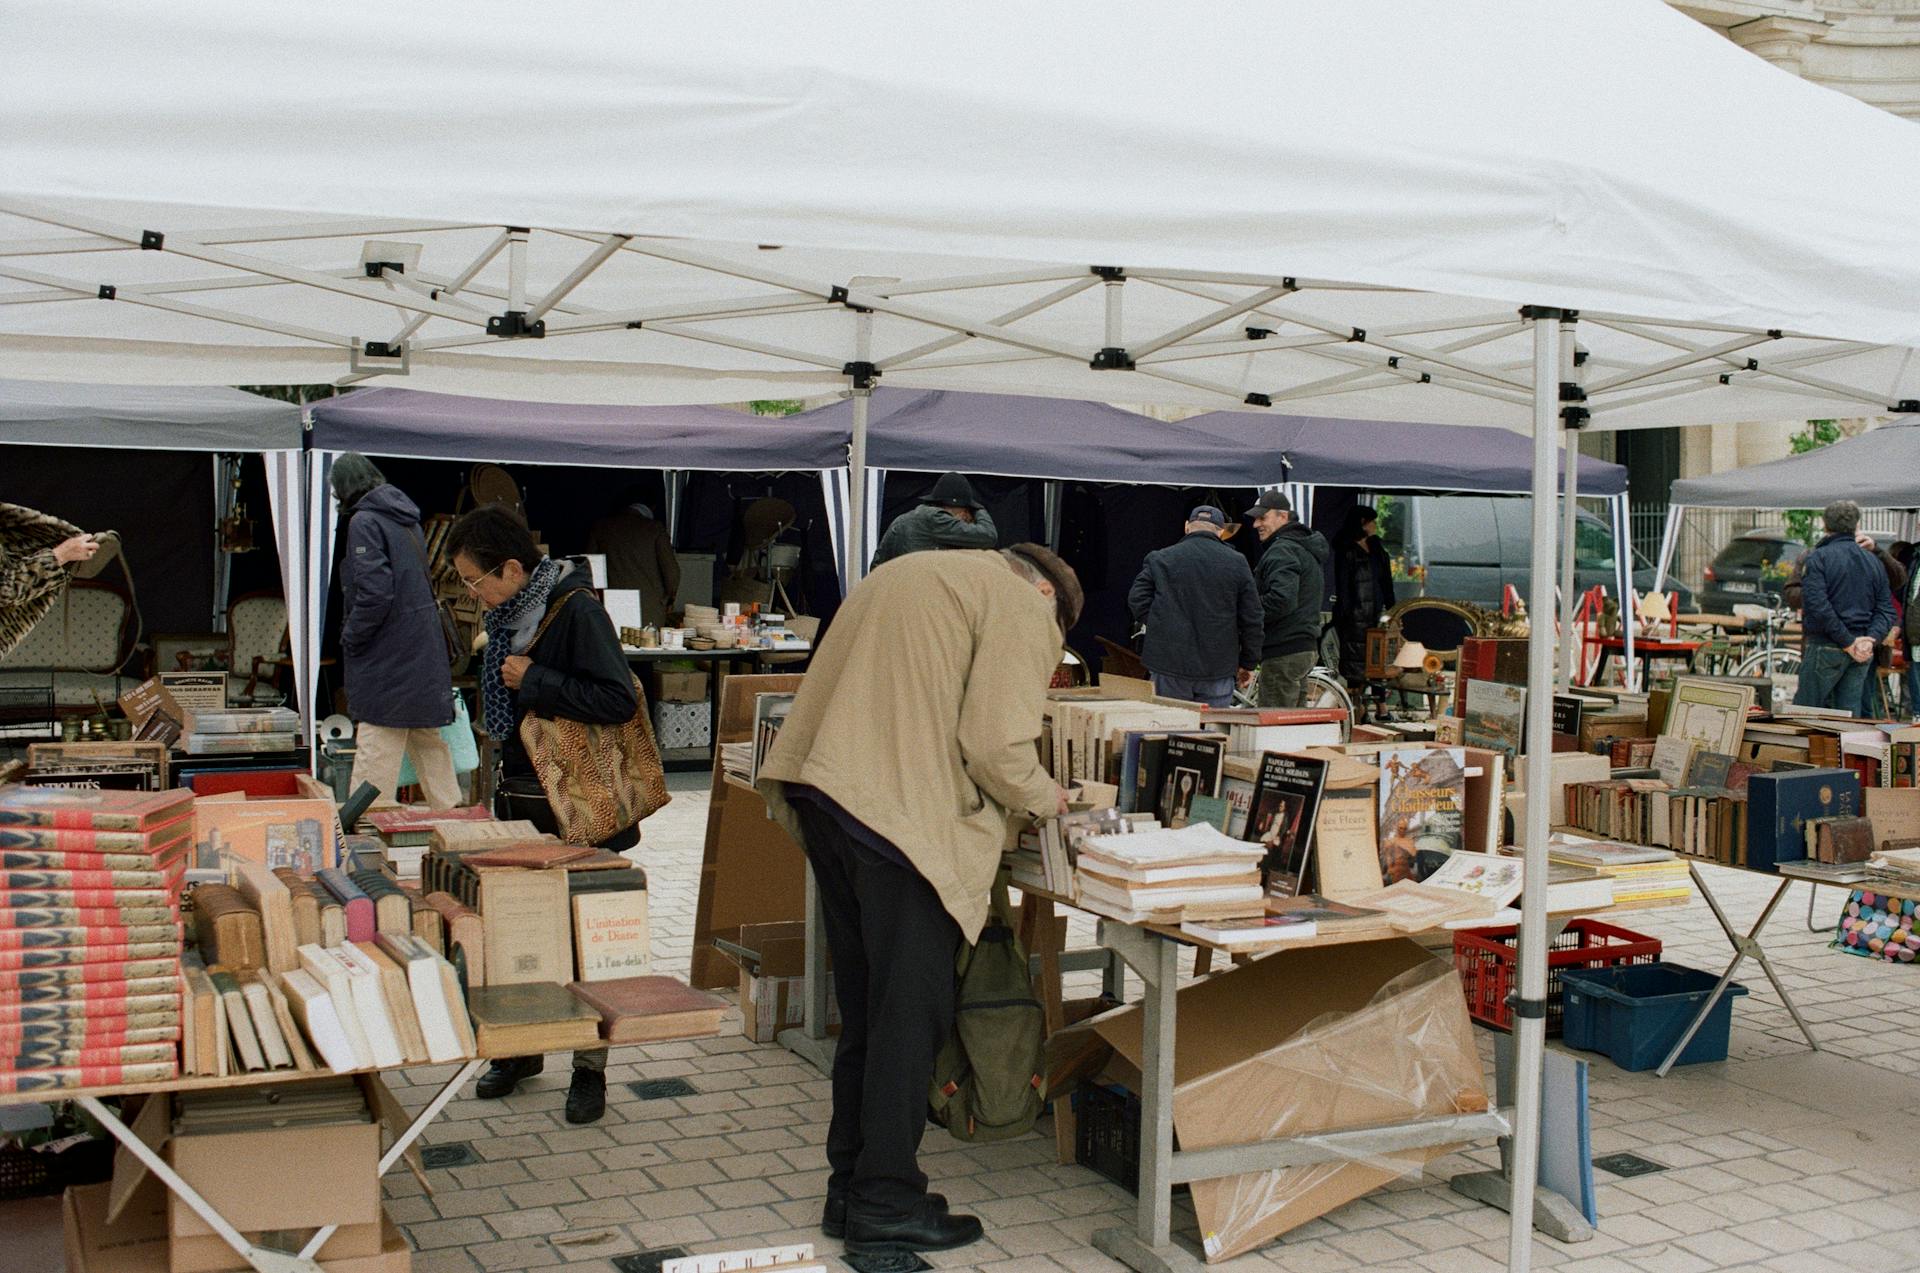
xmin=1073 ymin=1082 xmax=1140 ymax=1194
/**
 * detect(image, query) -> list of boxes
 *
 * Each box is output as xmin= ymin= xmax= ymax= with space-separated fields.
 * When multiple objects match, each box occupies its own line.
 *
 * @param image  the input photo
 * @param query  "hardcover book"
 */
xmin=1157 ymin=734 xmax=1226 ymax=829
xmin=1747 ymin=768 xmax=1861 ymax=872
xmin=0 ymin=787 xmax=193 ymax=832
xmin=466 ymin=981 xmax=603 ymax=1055
xmin=567 ymin=975 xmax=726 ymax=1044
xmin=1462 ymin=680 xmax=1526 ymax=762
xmin=572 ymin=889 xmax=651 ymax=982
xmin=1377 ymin=747 xmax=1468 ymax=881
xmin=1246 ymin=752 xmax=1328 ymax=898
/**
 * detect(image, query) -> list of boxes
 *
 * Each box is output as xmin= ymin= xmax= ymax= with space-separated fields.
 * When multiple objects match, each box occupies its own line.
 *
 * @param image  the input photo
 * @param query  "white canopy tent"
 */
xmin=7 ymin=3 xmax=1920 ymax=1269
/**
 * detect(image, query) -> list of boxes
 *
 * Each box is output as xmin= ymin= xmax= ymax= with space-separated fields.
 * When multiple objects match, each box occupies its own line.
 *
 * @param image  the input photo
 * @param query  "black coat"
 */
xmin=1255 ymin=523 xmax=1331 ymax=659
xmin=1333 ymin=536 xmax=1397 ymax=631
xmin=339 ymin=485 xmax=453 ymax=729
xmin=502 ymin=564 xmax=640 ymax=780
xmin=1128 ymin=531 xmax=1262 ymax=679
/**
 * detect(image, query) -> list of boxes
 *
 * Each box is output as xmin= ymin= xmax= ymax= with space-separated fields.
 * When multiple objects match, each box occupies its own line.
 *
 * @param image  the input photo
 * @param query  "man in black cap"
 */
xmin=870 ymin=473 xmax=998 ymax=568
xmin=1127 ymin=506 xmax=1260 ymax=707
xmin=1244 ymin=491 xmax=1330 ymax=707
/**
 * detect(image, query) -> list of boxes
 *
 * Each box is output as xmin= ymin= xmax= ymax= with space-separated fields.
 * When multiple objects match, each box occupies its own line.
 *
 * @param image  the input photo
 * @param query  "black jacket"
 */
xmin=338 ymin=485 xmax=454 ymax=730
xmin=1333 ymin=536 xmax=1397 ymax=631
xmin=1800 ymin=533 xmax=1896 ymax=648
xmin=503 ymin=562 xmax=639 ymax=780
xmin=1255 ymin=523 xmax=1331 ymax=658
xmin=1128 ymin=531 xmax=1262 ymax=679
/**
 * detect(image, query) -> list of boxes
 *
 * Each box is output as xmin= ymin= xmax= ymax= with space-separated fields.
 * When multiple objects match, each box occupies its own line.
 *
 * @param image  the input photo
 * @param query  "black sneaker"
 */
xmin=474 ymin=1055 xmax=543 ymax=1099
xmin=565 ymin=1068 xmax=607 ymax=1124
xmin=845 ymin=1197 xmax=982 ymax=1255
xmin=823 ymin=1192 xmax=947 ymax=1240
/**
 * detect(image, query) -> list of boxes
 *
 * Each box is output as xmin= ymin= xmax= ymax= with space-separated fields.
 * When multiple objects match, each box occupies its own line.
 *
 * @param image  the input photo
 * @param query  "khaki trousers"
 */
xmin=349 ymin=723 xmax=462 ymax=809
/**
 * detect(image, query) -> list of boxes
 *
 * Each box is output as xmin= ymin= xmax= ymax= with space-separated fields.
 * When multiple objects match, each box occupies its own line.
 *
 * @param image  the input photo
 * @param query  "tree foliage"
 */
xmin=1782 ymin=419 xmax=1841 ymax=545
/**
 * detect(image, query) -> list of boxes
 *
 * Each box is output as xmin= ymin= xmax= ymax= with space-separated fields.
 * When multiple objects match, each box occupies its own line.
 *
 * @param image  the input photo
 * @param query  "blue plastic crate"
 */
xmin=1558 ymin=963 xmax=1747 ymax=1071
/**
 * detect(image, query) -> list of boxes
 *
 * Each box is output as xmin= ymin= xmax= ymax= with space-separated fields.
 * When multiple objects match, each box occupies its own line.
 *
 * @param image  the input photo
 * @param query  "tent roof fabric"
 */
xmin=0 ymin=379 xmax=302 ymax=451
xmin=1185 ymin=410 xmax=1629 ymax=497
xmin=805 ymin=389 xmax=1289 ymax=485
xmin=1668 ymin=418 xmax=1920 ymax=510
xmin=4 ymin=2 xmax=1920 ymax=429
xmin=307 ymin=387 xmax=849 ymax=471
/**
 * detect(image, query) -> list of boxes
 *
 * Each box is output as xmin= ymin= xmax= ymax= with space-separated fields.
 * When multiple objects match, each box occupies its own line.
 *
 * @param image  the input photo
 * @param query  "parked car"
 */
xmin=1385 ymin=495 xmax=1693 ymax=613
xmin=1699 ymin=529 xmax=1805 ymax=613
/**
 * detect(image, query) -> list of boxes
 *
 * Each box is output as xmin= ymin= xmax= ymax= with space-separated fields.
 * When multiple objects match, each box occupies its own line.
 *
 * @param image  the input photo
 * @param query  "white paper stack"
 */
xmin=1073 ymin=823 xmax=1265 ymax=923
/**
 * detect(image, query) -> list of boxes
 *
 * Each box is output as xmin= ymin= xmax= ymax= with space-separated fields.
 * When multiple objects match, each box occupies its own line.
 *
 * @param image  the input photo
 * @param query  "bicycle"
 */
xmin=1228 ymin=620 xmax=1356 ymax=737
xmin=1727 ymin=595 xmax=1802 ymax=716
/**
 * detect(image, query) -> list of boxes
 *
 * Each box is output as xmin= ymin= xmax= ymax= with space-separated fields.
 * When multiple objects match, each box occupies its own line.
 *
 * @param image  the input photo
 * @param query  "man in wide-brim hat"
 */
xmin=870 ymin=472 xmax=998 ymax=568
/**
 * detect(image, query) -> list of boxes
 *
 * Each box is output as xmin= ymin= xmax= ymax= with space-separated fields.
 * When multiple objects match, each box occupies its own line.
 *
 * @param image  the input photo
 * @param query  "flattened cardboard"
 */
xmin=66 ymin=1183 xmax=408 ymax=1273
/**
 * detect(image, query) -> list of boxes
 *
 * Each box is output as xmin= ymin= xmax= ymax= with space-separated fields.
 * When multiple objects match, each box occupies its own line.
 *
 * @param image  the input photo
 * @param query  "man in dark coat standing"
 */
xmin=870 ymin=473 xmax=998 ymax=568
xmin=1244 ymin=491 xmax=1331 ymax=707
xmin=1794 ymin=500 xmax=1896 ymax=713
xmin=333 ymin=454 xmax=460 ymax=808
xmin=1332 ymin=505 xmax=1397 ymax=693
xmin=1127 ymin=506 xmax=1260 ymax=706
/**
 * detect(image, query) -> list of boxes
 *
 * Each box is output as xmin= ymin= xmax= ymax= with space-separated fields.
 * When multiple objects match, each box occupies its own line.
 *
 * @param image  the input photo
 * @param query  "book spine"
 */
xmin=0 ymin=906 xmax=178 ymax=930
xmin=0 ymin=1022 xmax=179 ymax=1047
xmin=0 ymin=958 xmax=179 ymax=990
xmin=0 ymin=943 xmax=178 ymax=971
xmin=0 ymin=849 xmax=178 ymax=871
xmin=0 ymin=807 xmax=178 ymax=831
xmin=0 ymin=889 xmax=177 ymax=909
xmin=10 ymin=975 xmax=180 ymax=1003
xmin=0 ymin=868 xmax=172 ymax=890
xmin=0 ymin=924 xmax=180 ymax=950
xmin=6 ymin=1042 xmax=176 ymax=1069
xmin=0 ymin=1062 xmax=177 ymax=1093
xmin=0 ymin=998 xmax=181 ymax=1025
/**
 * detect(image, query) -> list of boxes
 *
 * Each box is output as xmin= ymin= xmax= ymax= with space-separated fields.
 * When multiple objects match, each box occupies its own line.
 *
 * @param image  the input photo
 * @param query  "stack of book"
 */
xmin=1009 ymin=808 xmax=1128 ymax=897
xmin=180 ymin=707 xmax=301 ymax=756
xmin=0 ymin=786 xmax=192 ymax=1093
xmin=1202 ymin=706 xmax=1347 ymax=758
xmin=1072 ymin=823 xmax=1265 ymax=923
xmin=363 ymin=805 xmax=493 ymax=882
xmin=1546 ymin=836 xmax=1690 ymax=905
xmin=749 ymin=693 xmax=795 ymax=785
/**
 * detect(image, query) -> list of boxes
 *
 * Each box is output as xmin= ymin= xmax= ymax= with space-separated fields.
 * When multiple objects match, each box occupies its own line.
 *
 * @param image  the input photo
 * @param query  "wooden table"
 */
xmin=0 ymin=1056 xmax=489 ymax=1273
xmin=625 ymin=644 xmax=810 ymax=770
xmin=1584 ymin=635 xmax=1705 ymax=688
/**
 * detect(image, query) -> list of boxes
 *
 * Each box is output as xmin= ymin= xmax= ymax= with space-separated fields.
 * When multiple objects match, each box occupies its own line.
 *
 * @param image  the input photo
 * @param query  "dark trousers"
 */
xmin=1795 ymin=639 xmax=1871 ymax=714
xmin=792 ymin=801 xmax=961 ymax=1221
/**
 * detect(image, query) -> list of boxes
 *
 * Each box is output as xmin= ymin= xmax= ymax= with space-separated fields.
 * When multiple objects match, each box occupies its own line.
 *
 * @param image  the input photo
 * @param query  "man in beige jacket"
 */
xmin=758 ymin=544 xmax=1080 ymax=1257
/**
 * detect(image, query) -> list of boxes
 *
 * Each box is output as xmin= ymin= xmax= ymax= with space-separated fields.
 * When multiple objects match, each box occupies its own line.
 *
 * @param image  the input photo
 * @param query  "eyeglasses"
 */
xmin=459 ymin=563 xmax=503 ymax=592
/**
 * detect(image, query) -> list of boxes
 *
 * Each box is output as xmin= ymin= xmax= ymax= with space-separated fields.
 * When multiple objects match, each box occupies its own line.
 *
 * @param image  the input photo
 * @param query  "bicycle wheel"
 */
xmin=1304 ymin=669 xmax=1356 ymax=739
xmin=1734 ymin=648 xmax=1802 ymax=716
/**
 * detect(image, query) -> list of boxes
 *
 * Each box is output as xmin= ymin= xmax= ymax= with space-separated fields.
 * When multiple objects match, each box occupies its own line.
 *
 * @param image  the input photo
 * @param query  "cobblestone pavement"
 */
xmin=381 ymin=772 xmax=1920 ymax=1272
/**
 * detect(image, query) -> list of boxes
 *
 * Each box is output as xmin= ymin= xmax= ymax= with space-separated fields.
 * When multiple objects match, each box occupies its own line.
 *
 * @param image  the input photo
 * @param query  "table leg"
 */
xmin=1656 ymin=867 xmax=1814 ymax=1077
xmin=777 ymin=864 xmax=836 ymax=1074
xmin=1805 ymin=880 xmax=1830 ymax=933
xmin=77 ymin=1095 xmax=322 ymax=1273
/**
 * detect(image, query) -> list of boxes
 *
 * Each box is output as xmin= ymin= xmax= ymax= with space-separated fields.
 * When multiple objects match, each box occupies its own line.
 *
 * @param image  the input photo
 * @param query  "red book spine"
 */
xmin=0 ymin=907 xmax=179 ymax=931
xmin=0 ymin=924 xmax=181 ymax=950
xmin=0 ymin=1062 xmax=178 ymax=1093
xmin=0 ymin=943 xmax=178 ymax=971
xmin=0 ymin=996 xmax=180 ymax=1024
xmin=0 ymin=888 xmax=175 ymax=908
xmin=10 ymin=977 xmax=181 ymax=1004
xmin=0 ymin=1022 xmax=179 ymax=1048
xmin=0 ymin=959 xmax=179 ymax=989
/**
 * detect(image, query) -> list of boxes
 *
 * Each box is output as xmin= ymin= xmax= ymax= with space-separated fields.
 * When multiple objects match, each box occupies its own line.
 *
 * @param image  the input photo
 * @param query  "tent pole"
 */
xmin=1615 ymin=494 xmax=1636 ymax=691
xmin=1555 ymin=316 xmax=1581 ymax=692
xmin=1508 ymin=309 xmax=1562 ymax=1273
xmin=845 ymin=309 xmax=875 ymax=589
xmin=1652 ymin=504 xmax=1681 ymax=597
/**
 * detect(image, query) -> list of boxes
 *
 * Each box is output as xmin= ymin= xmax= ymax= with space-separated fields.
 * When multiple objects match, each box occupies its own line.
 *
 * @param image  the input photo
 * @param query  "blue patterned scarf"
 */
xmin=479 ymin=556 xmax=562 ymax=740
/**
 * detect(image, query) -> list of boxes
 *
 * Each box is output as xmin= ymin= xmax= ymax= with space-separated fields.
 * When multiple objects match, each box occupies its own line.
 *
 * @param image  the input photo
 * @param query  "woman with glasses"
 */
xmin=442 ymin=504 xmax=642 ymax=1124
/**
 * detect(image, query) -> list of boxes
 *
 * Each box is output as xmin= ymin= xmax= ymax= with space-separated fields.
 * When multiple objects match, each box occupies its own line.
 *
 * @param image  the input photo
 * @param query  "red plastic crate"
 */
xmin=1452 ymin=919 xmax=1662 ymax=1035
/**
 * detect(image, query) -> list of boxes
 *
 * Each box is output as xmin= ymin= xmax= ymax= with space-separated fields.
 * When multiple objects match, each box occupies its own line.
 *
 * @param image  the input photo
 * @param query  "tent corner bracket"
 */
xmin=97 ymin=285 xmax=115 ymax=300
xmin=485 ymin=310 xmax=545 ymax=338
xmin=1090 ymin=347 xmax=1135 ymax=370
xmin=842 ymin=360 xmax=880 ymax=389
xmin=139 ymin=230 xmax=163 ymax=250
xmin=1245 ymin=392 xmax=1272 ymax=407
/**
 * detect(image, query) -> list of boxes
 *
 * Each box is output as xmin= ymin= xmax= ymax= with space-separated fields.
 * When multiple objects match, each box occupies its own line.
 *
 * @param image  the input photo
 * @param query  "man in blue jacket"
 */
xmin=1795 ymin=500 xmax=1896 ymax=713
xmin=1127 ymin=507 xmax=1260 ymax=706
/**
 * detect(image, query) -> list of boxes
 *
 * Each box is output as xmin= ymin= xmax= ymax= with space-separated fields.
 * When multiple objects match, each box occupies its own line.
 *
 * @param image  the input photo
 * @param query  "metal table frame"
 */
xmin=9 ymin=1058 xmax=486 ymax=1273
xmin=1654 ymin=863 xmax=1819 ymax=1077
xmin=1086 ymin=921 xmax=1511 ymax=1273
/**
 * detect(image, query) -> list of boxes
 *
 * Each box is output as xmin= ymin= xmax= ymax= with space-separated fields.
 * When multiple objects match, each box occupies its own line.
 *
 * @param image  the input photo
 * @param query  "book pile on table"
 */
xmin=1546 ymin=836 xmax=1690 ymax=905
xmin=1072 ymin=823 xmax=1264 ymax=923
xmin=0 ymin=785 xmax=193 ymax=1093
xmin=180 ymin=706 xmax=301 ymax=756
xmin=1010 ymin=808 xmax=1129 ymax=897
xmin=362 ymin=804 xmax=493 ymax=882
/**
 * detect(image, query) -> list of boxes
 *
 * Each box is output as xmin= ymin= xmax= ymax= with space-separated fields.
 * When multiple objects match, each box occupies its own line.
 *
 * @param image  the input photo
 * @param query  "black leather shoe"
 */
xmin=565 ymin=1068 xmax=607 ymax=1124
xmin=823 ymin=1192 xmax=947 ymax=1240
xmin=474 ymin=1055 xmax=543 ymax=1099
xmin=844 ymin=1197 xmax=981 ymax=1255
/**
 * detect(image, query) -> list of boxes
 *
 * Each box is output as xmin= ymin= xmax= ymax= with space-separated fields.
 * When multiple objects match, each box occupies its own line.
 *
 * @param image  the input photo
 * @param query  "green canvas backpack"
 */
xmin=927 ymin=877 xmax=1047 ymax=1142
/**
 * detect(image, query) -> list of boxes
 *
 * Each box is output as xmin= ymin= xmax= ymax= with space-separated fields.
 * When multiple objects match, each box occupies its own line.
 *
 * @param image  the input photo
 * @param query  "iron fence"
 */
xmin=1632 ymin=503 xmax=1913 ymax=590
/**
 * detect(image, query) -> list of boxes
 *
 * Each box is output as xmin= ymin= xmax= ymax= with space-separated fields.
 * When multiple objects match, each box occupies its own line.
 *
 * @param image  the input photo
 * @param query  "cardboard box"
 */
xmin=189 ymin=773 xmax=339 ymax=872
xmin=722 ymin=920 xmax=840 ymax=1043
xmin=652 ymin=700 xmax=712 ymax=750
xmin=1050 ymin=941 xmax=1486 ymax=1263
xmin=64 ymin=1182 xmax=408 ymax=1273
xmin=656 ymin=670 xmax=710 ymax=703
xmin=107 ymin=1077 xmax=400 ymax=1250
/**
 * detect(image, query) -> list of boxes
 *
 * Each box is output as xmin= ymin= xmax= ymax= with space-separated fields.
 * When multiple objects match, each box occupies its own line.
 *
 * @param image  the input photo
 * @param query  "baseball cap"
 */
xmin=1188 ymin=505 xmax=1227 ymax=528
xmin=1243 ymin=490 xmax=1293 ymax=517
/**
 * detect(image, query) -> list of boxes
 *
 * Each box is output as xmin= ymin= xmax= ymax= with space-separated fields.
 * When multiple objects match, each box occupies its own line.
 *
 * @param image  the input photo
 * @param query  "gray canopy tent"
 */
xmin=1653 ymin=417 xmax=1920 ymax=592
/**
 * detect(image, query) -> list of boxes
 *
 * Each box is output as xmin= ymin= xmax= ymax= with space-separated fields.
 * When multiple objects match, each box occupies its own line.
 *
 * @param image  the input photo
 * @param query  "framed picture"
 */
xmin=1662 ymin=676 xmax=1755 ymax=759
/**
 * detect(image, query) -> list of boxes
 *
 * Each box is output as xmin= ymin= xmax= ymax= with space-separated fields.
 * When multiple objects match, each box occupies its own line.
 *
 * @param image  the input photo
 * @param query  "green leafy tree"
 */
xmin=749 ymin=399 xmax=806 ymax=416
xmin=1781 ymin=419 xmax=1842 ymax=545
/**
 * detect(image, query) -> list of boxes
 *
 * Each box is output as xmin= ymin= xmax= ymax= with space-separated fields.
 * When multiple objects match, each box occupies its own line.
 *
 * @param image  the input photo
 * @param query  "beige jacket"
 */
xmin=757 ymin=550 xmax=1061 ymax=941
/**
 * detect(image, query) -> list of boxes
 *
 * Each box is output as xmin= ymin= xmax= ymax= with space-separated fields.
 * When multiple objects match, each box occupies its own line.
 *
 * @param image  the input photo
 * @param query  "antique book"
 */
xmin=208 ymin=967 xmax=265 ymax=1072
xmin=181 ymin=955 xmax=223 ymax=1077
xmin=1686 ymin=751 xmax=1735 ymax=791
xmin=1462 ymin=680 xmax=1526 ymax=762
xmin=1421 ymin=851 xmax=1525 ymax=908
xmin=1377 ymin=747 xmax=1468 ymax=880
xmin=367 ymin=805 xmax=494 ymax=846
xmin=0 ymin=904 xmax=178 ymax=931
xmin=0 ymin=786 xmax=194 ymax=831
xmin=567 ymin=975 xmax=726 ymax=1044
xmin=1246 ymin=752 xmax=1328 ymax=898
xmin=230 ymin=859 xmax=298 ymax=975
xmin=314 ymin=869 xmax=375 ymax=943
xmin=572 ymin=888 xmax=651 ymax=982
xmin=351 ymin=941 xmax=429 ymax=1064
xmin=477 ymin=868 xmax=571 ymax=986
xmin=466 ymin=981 xmax=604 ymax=1055
xmin=409 ymin=897 xmax=444 ymax=954
xmin=0 ymin=1062 xmax=177 ymax=1094
xmin=1748 ymin=769 xmax=1861 ymax=872
xmin=423 ymin=891 xmax=484 ymax=987
xmin=1311 ymin=789 xmax=1382 ymax=898
xmin=0 ymin=941 xmax=178 ymax=971
xmin=297 ymin=943 xmax=397 ymax=1068
xmin=1649 ymin=736 xmax=1697 ymax=787
xmin=1157 ymin=734 xmax=1226 ymax=829
xmin=0 ymin=810 xmax=193 ymax=853
xmin=280 ymin=967 xmax=367 ymax=1073
xmin=374 ymin=933 xmax=473 ymax=1063
xmin=239 ymin=976 xmax=295 ymax=1070
xmin=1808 ymin=815 xmax=1875 ymax=864
xmin=259 ymin=973 xmax=317 ymax=1071
xmin=349 ymin=869 xmax=415 ymax=938
xmin=1342 ymin=879 xmax=1497 ymax=932
xmin=0 ymin=923 xmax=180 ymax=952
xmin=191 ymin=883 xmax=266 ymax=971
xmin=465 ymin=843 xmax=600 ymax=870
xmin=273 ymin=867 xmax=324 ymax=948
xmin=1264 ymin=892 xmax=1391 ymax=934
xmin=5 ymin=1040 xmax=175 ymax=1072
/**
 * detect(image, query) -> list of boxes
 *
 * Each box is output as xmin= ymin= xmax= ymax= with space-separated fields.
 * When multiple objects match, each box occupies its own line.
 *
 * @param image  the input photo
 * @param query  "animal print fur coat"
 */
xmin=0 ymin=503 xmax=81 ymax=660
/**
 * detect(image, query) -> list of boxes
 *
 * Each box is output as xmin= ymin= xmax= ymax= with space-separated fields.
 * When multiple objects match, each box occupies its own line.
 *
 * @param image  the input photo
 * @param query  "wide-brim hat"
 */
xmin=920 ymin=472 xmax=984 ymax=510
